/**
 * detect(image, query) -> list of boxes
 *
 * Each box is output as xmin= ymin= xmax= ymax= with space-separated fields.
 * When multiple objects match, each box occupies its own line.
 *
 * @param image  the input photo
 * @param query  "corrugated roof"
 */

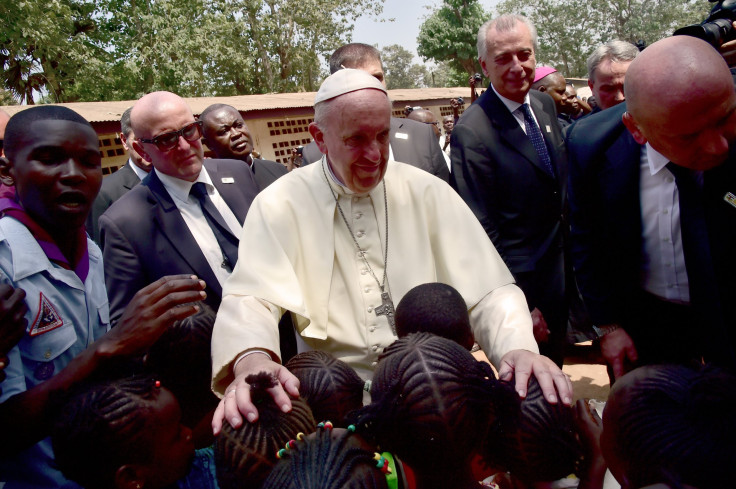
xmin=0 ymin=87 xmax=472 ymax=123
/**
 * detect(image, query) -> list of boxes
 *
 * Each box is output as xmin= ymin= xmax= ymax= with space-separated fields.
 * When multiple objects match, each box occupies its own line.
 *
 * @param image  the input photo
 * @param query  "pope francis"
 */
xmin=210 ymin=69 xmax=573 ymax=433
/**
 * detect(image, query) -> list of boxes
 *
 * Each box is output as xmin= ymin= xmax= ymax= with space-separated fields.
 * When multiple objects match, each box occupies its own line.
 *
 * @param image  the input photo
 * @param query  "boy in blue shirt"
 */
xmin=0 ymin=105 xmax=207 ymax=488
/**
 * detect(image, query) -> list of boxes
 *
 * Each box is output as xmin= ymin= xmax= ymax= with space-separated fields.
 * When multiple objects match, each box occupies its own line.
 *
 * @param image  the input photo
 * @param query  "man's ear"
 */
xmin=587 ymin=78 xmax=595 ymax=92
xmin=622 ymin=111 xmax=647 ymax=145
xmin=115 ymin=464 xmax=144 ymax=489
xmin=308 ymin=122 xmax=327 ymax=155
xmin=538 ymin=85 xmax=548 ymax=93
xmin=131 ymin=139 xmax=153 ymax=164
xmin=480 ymin=58 xmax=490 ymax=78
xmin=0 ymin=156 xmax=15 ymax=187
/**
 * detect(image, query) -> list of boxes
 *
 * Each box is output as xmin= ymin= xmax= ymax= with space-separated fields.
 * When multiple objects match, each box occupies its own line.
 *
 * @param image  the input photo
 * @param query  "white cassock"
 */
xmin=211 ymin=157 xmax=537 ymax=394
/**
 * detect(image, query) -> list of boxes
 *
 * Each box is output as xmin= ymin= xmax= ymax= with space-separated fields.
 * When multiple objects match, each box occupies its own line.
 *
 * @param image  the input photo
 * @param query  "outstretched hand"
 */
xmin=497 ymin=349 xmax=573 ymax=405
xmin=96 ymin=274 xmax=206 ymax=358
xmin=212 ymin=352 xmax=300 ymax=435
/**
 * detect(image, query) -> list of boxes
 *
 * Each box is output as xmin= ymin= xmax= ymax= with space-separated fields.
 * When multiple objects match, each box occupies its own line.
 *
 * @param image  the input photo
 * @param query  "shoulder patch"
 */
xmin=29 ymin=292 xmax=64 ymax=336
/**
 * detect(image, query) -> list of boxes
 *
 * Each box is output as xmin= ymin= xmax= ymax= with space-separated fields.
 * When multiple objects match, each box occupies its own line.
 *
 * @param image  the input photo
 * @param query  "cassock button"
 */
xmin=370 ymin=326 xmax=376 ymax=332
xmin=356 ymin=231 xmax=365 ymax=238
xmin=361 ymin=269 xmax=368 ymax=275
xmin=355 ymin=213 xmax=362 ymax=219
xmin=372 ymin=345 xmax=378 ymax=352
xmin=364 ymin=287 xmax=370 ymax=293
xmin=367 ymin=307 xmax=373 ymax=313
xmin=371 ymin=362 xmax=378 ymax=367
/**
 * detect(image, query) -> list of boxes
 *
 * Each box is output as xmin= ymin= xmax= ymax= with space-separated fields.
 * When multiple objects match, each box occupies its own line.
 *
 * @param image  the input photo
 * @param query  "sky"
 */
xmin=352 ymin=0 xmax=501 ymax=65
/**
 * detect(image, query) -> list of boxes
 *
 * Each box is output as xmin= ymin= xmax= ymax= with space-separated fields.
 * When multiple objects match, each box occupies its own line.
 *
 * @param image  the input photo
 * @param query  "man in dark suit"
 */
xmin=99 ymin=91 xmax=260 ymax=325
xmin=451 ymin=14 xmax=568 ymax=365
xmin=85 ymin=107 xmax=152 ymax=243
xmin=568 ymin=36 xmax=736 ymax=378
xmin=301 ymin=43 xmax=450 ymax=182
xmin=199 ymin=103 xmax=288 ymax=191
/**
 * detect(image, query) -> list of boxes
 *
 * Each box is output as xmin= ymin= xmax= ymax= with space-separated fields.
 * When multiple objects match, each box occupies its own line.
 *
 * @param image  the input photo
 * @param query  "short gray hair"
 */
xmin=586 ymin=40 xmax=639 ymax=82
xmin=477 ymin=14 xmax=538 ymax=63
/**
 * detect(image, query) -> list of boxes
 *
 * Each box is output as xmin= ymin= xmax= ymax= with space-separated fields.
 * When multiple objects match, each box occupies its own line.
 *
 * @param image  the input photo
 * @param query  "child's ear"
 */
xmin=115 ymin=464 xmax=144 ymax=489
xmin=0 ymin=156 xmax=15 ymax=187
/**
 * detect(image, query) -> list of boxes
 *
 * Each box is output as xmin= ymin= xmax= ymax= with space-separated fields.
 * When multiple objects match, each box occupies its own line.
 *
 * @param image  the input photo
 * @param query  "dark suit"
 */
xmin=451 ymin=88 xmax=568 ymax=364
xmin=99 ymin=159 xmax=259 ymax=325
xmin=302 ymin=117 xmax=450 ymax=182
xmin=86 ymin=162 xmax=143 ymax=244
xmin=567 ymin=103 xmax=736 ymax=369
xmin=252 ymin=157 xmax=287 ymax=191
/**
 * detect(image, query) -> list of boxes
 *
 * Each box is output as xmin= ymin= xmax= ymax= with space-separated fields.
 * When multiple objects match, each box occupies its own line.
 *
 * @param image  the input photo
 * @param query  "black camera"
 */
xmin=674 ymin=0 xmax=736 ymax=48
xmin=473 ymin=73 xmax=482 ymax=83
xmin=296 ymin=146 xmax=303 ymax=155
xmin=456 ymin=97 xmax=464 ymax=105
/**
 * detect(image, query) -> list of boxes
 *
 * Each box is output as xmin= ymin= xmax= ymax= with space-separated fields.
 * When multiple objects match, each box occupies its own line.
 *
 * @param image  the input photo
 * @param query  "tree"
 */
xmin=381 ymin=44 xmax=429 ymax=89
xmin=417 ymin=0 xmax=489 ymax=77
xmin=496 ymin=0 xmax=711 ymax=77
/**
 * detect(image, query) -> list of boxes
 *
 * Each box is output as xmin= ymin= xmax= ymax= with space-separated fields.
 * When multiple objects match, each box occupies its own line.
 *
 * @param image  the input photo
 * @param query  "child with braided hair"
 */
xmin=285 ymin=350 xmax=364 ymax=427
xmin=51 ymin=374 xmax=195 ymax=489
xmin=214 ymin=371 xmax=316 ymax=489
xmin=354 ymin=333 xmax=518 ymax=489
xmin=262 ymin=421 xmax=390 ymax=489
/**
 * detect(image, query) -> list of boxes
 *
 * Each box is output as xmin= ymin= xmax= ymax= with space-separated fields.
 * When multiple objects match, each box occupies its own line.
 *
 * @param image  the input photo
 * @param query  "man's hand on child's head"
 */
xmin=96 ymin=275 xmax=206 ymax=358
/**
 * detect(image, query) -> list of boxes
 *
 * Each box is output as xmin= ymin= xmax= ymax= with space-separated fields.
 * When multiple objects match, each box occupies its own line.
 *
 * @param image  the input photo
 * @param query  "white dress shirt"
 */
xmin=639 ymin=144 xmax=690 ymax=303
xmin=155 ymin=167 xmax=243 ymax=287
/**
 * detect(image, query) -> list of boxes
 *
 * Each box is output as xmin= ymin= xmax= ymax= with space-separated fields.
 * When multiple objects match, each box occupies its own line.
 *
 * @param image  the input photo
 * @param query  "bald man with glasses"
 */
xmin=99 ymin=91 xmax=260 ymax=324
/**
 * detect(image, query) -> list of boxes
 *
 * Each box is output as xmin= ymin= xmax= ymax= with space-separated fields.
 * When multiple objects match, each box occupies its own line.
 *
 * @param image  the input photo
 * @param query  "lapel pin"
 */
xmin=221 ymin=177 xmax=235 ymax=184
xmin=545 ymin=125 xmax=551 ymax=133
xmin=395 ymin=132 xmax=408 ymax=139
xmin=724 ymin=192 xmax=736 ymax=209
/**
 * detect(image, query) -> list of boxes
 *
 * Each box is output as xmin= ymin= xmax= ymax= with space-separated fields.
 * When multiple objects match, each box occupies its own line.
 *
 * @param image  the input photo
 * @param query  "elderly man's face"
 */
xmin=589 ymin=58 xmax=631 ymax=110
xmin=625 ymin=78 xmax=736 ymax=171
xmin=481 ymin=22 xmax=536 ymax=104
xmin=201 ymin=106 xmax=253 ymax=161
xmin=310 ymin=89 xmax=391 ymax=194
xmin=134 ymin=97 xmax=204 ymax=182
xmin=443 ymin=116 xmax=454 ymax=134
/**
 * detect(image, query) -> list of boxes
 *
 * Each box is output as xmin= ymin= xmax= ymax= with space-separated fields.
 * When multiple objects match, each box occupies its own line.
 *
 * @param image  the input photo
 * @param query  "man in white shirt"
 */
xmin=99 ymin=91 xmax=260 ymax=324
xmin=210 ymin=68 xmax=573 ymax=434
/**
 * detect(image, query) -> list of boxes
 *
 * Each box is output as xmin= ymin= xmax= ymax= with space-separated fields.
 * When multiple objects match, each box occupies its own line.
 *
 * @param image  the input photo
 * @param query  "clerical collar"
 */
xmin=323 ymin=156 xmax=357 ymax=196
xmin=490 ymin=83 xmax=531 ymax=114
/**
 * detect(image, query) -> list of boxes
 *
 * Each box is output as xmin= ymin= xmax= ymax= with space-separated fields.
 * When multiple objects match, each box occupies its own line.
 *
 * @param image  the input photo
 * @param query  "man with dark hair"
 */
xmin=568 ymin=36 xmax=736 ymax=378
xmin=586 ymin=40 xmax=639 ymax=111
xmin=199 ymin=104 xmax=287 ymax=191
xmin=99 ymin=91 xmax=260 ymax=325
xmin=301 ymin=43 xmax=449 ymax=182
xmin=85 ymin=107 xmax=152 ymax=243
xmin=451 ymin=14 xmax=569 ymax=365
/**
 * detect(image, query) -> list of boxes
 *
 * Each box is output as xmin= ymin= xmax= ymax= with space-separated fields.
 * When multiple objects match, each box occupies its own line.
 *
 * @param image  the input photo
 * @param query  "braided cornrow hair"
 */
xmin=602 ymin=364 xmax=736 ymax=489
xmin=354 ymin=333 xmax=517 ymax=473
xmin=51 ymin=374 xmax=160 ymax=489
xmin=483 ymin=376 xmax=582 ymax=483
xmin=214 ymin=372 xmax=317 ymax=489
xmin=262 ymin=423 xmax=388 ymax=489
xmin=145 ymin=302 xmax=218 ymax=427
xmin=285 ymin=351 xmax=364 ymax=427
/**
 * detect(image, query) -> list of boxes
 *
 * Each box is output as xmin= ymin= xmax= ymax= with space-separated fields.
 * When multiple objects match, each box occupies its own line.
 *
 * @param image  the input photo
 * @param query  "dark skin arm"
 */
xmin=0 ymin=275 xmax=206 ymax=456
xmin=575 ymin=399 xmax=607 ymax=489
xmin=0 ymin=284 xmax=28 ymax=390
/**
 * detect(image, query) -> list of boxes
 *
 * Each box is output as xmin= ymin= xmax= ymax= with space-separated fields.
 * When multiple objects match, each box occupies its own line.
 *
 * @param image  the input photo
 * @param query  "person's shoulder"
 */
xmin=100 ymin=178 xmax=154 ymax=222
xmin=256 ymin=158 xmax=288 ymax=175
xmin=566 ymin=102 xmax=629 ymax=153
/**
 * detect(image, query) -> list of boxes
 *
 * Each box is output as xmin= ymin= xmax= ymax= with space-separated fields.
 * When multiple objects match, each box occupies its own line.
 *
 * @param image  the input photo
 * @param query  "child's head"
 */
xmin=356 ymin=333 xmax=515 ymax=475
xmin=395 ymin=283 xmax=474 ymax=350
xmin=602 ymin=364 xmax=736 ymax=489
xmin=214 ymin=371 xmax=317 ymax=489
xmin=0 ymin=106 xmax=101 ymax=233
xmin=262 ymin=422 xmax=389 ymax=489
xmin=52 ymin=374 xmax=194 ymax=489
xmin=285 ymin=350 xmax=364 ymax=427
xmin=145 ymin=302 xmax=218 ymax=429
xmin=483 ymin=376 xmax=582 ymax=484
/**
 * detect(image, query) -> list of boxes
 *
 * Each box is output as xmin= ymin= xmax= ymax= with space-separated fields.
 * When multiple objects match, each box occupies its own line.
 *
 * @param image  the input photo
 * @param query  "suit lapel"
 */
xmin=207 ymin=160 xmax=252 ymax=225
xmin=389 ymin=118 xmax=411 ymax=162
xmin=479 ymin=90 xmax=552 ymax=180
xmin=144 ymin=170 xmax=222 ymax=296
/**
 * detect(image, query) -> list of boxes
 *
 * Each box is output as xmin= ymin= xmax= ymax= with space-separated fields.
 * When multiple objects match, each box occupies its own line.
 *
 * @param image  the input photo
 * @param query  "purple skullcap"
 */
xmin=533 ymin=66 xmax=558 ymax=83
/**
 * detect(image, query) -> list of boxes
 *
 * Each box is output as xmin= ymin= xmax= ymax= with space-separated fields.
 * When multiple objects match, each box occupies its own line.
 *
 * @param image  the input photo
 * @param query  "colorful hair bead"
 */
xmin=317 ymin=421 xmax=334 ymax=430
xmin=276 ymin=448 xmax=287 ymax=459
xmin=154 ymin=380 xmax=161 ymax=388
xmin=286 ymin=439 xmax=297 ymax=449
xmin=296 ymin=432 xmax=305 ymax=441
xmin=347 ymin=424 xmax=356 ymax=433
xmin=373 ymin=453 xmax=392 ymax=474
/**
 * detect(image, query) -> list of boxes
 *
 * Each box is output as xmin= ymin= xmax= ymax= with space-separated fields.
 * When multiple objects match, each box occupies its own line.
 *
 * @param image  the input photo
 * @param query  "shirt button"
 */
xmin=44 ymin=350 xmax=52 ymax=360
xmin=663 ymin=209 xmax=669 ymax=214
xmin=663 ymin=237 xmax=670 ymax=242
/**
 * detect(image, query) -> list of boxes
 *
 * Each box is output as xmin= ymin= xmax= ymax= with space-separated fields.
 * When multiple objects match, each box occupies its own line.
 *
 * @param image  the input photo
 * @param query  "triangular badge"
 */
xmin=29 ymin=292 xmax=64 ymax=337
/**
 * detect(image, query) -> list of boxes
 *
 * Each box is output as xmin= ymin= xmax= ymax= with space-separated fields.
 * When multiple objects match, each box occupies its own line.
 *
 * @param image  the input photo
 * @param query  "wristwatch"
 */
xmin=592 ymin=324 xmax=621 ymax=338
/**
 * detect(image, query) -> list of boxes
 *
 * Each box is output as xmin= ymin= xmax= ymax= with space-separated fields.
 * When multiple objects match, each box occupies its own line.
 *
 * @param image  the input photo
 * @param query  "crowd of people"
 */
xmin=0 ymin=11 xmax=735 ymax=489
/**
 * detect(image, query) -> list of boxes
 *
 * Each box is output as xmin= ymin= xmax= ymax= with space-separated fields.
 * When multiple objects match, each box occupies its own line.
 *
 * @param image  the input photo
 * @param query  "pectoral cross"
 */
xmin=374 ymin=291 xmax=396 ymax=335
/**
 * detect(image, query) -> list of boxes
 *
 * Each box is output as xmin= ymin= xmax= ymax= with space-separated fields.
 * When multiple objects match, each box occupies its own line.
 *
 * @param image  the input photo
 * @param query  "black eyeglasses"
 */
xmin=0 ymin=139 xmax=3 ymax=152
xmin=138 ymin=121 xmax=203 ymax=152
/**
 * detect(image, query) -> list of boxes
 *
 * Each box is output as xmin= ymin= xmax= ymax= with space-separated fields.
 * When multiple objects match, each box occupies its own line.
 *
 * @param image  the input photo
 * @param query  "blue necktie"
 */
xmin=190 ymin=182 xmax=239 ymax=271
xmin=520 ymin=103 xmax=555 ymax=178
